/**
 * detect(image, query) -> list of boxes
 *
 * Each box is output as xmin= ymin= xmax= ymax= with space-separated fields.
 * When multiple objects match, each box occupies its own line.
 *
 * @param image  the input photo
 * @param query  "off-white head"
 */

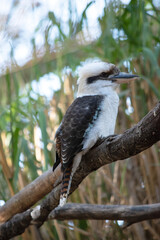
xmin=77 ymin=61 xmax=138 ymax=97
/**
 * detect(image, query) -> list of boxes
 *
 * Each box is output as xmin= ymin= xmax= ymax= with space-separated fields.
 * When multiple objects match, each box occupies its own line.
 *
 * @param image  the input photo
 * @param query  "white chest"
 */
xmin=82 ymin=93 xmax=119 ymax=151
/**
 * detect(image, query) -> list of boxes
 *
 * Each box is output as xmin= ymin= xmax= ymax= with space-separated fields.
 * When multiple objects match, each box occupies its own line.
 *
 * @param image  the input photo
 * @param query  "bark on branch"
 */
xmin=49 ymin=203 xmax=160 ymax=224
xmin=0 ymin=102 xmax=160 ymax=240
xmin=1 ymin=202 xmax=160 ymax=240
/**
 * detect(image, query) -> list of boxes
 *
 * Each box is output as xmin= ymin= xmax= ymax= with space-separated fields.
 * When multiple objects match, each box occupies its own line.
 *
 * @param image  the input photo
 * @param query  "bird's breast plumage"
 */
xmin=82 ymin=92 xmax=119 ymax=151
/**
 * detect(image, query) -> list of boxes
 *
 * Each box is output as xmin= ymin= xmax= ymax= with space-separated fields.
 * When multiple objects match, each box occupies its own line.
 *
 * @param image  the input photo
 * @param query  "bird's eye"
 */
xmin=101 ymin=72 xmax=106 ymax=76
xmin=100 ymin=72 xmax=110 ymax=78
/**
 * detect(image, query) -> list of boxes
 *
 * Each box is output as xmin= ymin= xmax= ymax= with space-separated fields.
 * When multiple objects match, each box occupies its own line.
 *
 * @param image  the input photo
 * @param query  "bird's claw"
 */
xmin=106 ymin=134 xmax=118 ymax=142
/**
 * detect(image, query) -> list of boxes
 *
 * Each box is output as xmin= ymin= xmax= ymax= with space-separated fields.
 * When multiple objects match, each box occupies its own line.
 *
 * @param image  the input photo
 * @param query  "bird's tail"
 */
xmin=59 ymin=153 xmax=82 ymax=207
xmin=59 ymin=165 xmax=73 ymax=207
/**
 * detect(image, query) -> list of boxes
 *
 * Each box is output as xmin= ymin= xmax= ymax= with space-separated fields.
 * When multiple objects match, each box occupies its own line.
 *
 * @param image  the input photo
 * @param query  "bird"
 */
xmin=53 ymin=61 xmax=138 ymax=207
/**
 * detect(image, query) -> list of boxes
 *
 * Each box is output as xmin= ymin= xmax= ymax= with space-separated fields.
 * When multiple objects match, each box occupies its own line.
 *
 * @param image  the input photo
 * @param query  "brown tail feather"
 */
xmin=59 ymin=165 xmax=72 ymax=206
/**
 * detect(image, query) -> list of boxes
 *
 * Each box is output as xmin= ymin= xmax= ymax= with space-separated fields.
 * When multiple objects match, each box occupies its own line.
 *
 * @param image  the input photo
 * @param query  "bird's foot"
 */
xmin=94 ymin=137 xmax=106 ymax=147
xmin=93 ymin=134 xmax=118 ymax=148
xmin=106 ymin=134 xmax=118 ymax=142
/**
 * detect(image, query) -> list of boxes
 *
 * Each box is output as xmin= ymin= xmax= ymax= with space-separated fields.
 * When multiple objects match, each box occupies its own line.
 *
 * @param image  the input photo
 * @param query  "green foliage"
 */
xmin=38 ymin=109 xmax=50 ymax=171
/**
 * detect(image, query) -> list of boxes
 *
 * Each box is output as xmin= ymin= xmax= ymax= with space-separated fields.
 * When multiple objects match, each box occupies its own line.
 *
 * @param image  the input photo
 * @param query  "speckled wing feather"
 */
xmin=52 ymin=129 xmax=61 ymax=171
xmin=53 ymin=95 xmax=104 ymax=171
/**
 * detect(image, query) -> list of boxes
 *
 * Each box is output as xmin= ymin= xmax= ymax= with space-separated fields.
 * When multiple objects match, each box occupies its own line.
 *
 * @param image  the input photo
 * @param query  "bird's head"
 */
xmin=77 ymin=61 xmax=138 ymax=97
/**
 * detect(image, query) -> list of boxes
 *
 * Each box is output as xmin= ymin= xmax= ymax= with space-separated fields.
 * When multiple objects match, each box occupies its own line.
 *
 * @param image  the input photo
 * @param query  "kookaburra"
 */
xmin=53 ymin=61 xmax=138 ymax=206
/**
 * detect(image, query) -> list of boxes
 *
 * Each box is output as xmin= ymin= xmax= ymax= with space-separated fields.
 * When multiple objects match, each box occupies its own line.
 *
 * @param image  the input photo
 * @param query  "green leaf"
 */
xmin=38 ymin=110 xmax=50 ymax=171
xmin=143 ymin=76 xmax=160 ymax=99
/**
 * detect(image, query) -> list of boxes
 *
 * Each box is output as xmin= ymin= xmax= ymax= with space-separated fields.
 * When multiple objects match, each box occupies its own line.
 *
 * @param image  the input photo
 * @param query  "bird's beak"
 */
xmin=109 ymin=72 xmax=139 ymax=84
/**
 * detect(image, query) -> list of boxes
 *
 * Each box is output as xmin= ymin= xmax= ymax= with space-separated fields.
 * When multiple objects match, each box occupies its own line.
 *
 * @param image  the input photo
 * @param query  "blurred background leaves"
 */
xmin=0 ymin=0 xmax=160 ymax=239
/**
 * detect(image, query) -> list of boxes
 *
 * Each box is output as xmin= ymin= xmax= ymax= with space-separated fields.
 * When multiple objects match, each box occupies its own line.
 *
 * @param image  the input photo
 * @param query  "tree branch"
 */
xmin=1 ymin=203 xmax=160 ymax=240
xmin=0 ymin=210 xmax=32 ymax=240
xmin=0 ymin=165 xmax=62 ymax=223
xmin=0 ymin=102 xmax=160 ymax=239
xmin=49 ymin=203 xmax=160 ymax=224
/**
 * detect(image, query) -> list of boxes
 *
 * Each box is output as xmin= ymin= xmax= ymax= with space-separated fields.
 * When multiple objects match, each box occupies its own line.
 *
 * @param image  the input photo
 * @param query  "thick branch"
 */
xmin=0 ymin=210 xmax=32 ymax=240
xmin=0 ymin=102 xmax=160 ymax=239
xmin=1 ymin=203 xmax=160 ymax=240
xmin=0 ymin=165 xmax=62 ymax=223
xmin=49 ymin=203 xmax=160 ymax=223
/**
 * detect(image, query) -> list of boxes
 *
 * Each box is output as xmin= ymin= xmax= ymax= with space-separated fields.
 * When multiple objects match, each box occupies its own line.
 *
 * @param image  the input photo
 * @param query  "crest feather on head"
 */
xmin=77 ymin=61 xmax=115 ymax=85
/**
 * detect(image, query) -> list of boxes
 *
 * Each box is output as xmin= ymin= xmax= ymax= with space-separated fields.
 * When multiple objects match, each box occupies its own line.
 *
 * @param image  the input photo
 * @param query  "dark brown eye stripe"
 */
xmin=87 ymin=71 xmax=113 ymax=84
xmin=87 ymin=66 xmax=120 ymax=84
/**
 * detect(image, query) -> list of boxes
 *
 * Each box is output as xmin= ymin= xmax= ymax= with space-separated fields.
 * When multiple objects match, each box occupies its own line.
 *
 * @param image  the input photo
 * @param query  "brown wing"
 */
xmin=53 ymin=95 xmax=104 ymax=171
xmin=53 ymin=127 xmax=62 ymax=171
